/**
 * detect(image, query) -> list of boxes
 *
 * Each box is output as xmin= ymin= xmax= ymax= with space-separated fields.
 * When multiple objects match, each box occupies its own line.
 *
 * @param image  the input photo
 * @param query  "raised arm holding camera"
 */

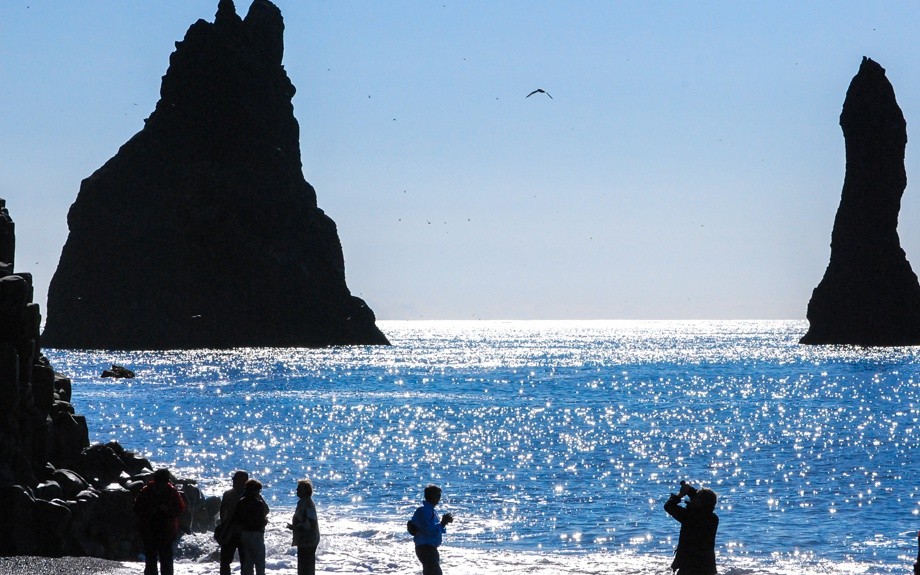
xmin=664 ymin=480 xmax=719 ymax=575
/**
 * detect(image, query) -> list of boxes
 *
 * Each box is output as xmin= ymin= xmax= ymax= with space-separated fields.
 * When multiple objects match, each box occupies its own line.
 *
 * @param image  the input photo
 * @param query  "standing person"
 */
xmin=232 ymin=479 xmax=270 ymax=575
xmin=914 ymin=530 xmax=920 ymax=575
xmin=133 ymin=468 xmax=187 ymax=575
xmin=664 ymin=480 xmax=719 ymax=575
xmin=218 ymin=470 xmax=249 ymax=575
xmin=410 ymin=484 xmax=454 ymax=575
xmin=289 ymin=478 xmax=321 ymax=575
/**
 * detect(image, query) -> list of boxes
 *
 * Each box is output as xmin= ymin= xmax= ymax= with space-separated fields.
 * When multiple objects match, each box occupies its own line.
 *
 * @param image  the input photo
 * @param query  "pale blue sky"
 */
xmin=4 ymin=1 xmax=920 ymax=320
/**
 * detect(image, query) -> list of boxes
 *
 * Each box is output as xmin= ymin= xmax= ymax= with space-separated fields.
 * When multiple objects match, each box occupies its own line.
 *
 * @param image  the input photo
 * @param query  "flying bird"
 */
xmin=526 ymin=88 xmax=553 ymax=99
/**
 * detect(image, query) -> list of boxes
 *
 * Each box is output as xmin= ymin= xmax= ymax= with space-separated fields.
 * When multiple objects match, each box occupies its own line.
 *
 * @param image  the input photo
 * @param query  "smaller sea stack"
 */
xmin=801 ymin=57 xmax=920 ymax=345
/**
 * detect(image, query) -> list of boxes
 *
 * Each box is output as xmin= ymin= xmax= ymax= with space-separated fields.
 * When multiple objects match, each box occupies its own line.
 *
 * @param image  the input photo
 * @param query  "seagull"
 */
xmin=526 ymin=88 xmax=553 ymax=99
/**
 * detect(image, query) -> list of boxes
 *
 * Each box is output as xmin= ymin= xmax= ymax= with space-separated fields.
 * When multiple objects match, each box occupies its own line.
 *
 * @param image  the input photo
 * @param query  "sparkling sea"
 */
xmin=47 ymin=320 xmax=920 ymax=574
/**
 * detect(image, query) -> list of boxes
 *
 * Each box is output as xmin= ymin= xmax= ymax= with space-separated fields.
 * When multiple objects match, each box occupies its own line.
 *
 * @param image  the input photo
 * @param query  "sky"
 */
xmin=4 ymin=2 xmax=920 ymax=321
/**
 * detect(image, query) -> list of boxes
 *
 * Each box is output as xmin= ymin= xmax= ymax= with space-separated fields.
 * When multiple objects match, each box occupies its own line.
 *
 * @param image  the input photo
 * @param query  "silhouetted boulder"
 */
xmin=33 ymin=498 xmax=71 ymax=557
xmin=51 ymin=469 xmax=88 ymax=500
xmin=33 ymin=480 xmax=63 ymax=502
xmin=801 ymin=57 xmax=920 ymax=345
xmin=43 ymin=0 xmax=389 ymax=350
xmin=100 ymin=364 xmax=134 ymax=379
xmin=0 ymin=485 xmax=37 ymax=556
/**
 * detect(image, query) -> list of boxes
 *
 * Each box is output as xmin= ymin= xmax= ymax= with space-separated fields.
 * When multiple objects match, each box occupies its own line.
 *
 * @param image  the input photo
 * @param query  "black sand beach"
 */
xmin=0 ymin=557 xmax=141 ymax=575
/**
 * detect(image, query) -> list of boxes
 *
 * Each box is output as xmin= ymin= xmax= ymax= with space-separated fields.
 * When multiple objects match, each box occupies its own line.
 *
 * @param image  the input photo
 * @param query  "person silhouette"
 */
xmin=410 ymin=485 xmax=454 ymax=575
xmin=289 ymin=478 xmax=321 ymax=575
xmin=664 ymin=480 xmax=718 ymax=575
xmin=133 ymin=468 xmax=187 ymax=575
xmin=218 ymin=470 xmax=249 ymax=575
xmin=232 ymin=479 xmax=270 ymax=575
xmin=914 ymin=529 xmax=920 ymax=575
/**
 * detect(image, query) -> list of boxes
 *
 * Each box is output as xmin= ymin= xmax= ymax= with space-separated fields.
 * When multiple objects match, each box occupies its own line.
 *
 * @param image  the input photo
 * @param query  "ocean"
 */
xmin=47 ymin=320 xmax=920 ymax=574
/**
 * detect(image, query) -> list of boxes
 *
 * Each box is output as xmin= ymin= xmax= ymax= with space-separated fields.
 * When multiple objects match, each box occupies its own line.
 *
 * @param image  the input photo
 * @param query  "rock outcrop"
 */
xmin=0 ymin=198 xmax=219 ymax=558
xmin=801 ymin=57 xmax=920 ymax=345
xmin=43 ymin=0 xmax=389 ymax=350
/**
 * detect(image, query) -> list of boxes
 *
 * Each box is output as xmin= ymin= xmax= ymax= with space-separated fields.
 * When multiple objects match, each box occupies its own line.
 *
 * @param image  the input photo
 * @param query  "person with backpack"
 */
xmin=232 ymin=479 xmax=270 ymax=575
xmin=133 ymin=468 xmax=187 ymax=575
xmin=409 ymin=484 xmax=454 ymax=575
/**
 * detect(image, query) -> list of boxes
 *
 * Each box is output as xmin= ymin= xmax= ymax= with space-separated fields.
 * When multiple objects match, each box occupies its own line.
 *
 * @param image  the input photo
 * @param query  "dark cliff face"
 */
xmin=801 ymin=57 xmax=920 ymax=345
xmin=43 ymin=0 xmax=389 ymax=349
xmin=1 ymin=199 xmax=217 ymax=559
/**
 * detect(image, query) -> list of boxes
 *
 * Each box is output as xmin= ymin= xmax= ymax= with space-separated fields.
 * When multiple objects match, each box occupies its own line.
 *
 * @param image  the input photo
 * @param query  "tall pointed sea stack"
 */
xmin=43 ymin=0 xmax=388 ymax=349
xmin=801 ymin=57 xmax=920 ymax=345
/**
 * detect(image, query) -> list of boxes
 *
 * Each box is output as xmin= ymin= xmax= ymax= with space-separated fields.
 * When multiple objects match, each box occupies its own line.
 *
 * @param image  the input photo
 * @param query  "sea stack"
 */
xmin=43 ymin=0 xmax=389 ymax=349
xmin=801 ymin=57 xmax=920 ymax=345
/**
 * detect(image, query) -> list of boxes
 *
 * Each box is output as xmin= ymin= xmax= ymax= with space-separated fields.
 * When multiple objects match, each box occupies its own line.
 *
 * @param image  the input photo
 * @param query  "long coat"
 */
xmin=134 ymin=480 xmax=187 ymax=543
xmin=291 ymin=497 xmax=320 ymax=547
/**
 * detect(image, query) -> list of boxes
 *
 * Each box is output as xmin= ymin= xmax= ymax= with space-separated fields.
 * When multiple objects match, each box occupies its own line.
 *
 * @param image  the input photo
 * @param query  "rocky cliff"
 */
xmin=801 ymin=57 xmax=920 ymax=345
xmin=43 ymin=0 xmax=389 ymax=350
xmin=0 ymin=198 xmax=218 ymax=558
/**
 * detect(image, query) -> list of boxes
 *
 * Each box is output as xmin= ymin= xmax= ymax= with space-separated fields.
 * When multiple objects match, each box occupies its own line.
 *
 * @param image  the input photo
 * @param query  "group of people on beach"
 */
xmin=213 ymin=470 xmax=321 ymax=575
xmin=121 ymin=455 xmax=920 ymax=575
xmin=132 ymin=469 xmax=453 ymax=575
xmin=133 ymin=467 xmax=718 ymax=575
xmin=132 ymin=468 xmax=318 ymax=575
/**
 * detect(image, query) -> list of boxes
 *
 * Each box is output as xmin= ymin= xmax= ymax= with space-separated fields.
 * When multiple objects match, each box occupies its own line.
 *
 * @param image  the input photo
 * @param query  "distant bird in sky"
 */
xmin=526 ymin=88 xmax=553 ymax=99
